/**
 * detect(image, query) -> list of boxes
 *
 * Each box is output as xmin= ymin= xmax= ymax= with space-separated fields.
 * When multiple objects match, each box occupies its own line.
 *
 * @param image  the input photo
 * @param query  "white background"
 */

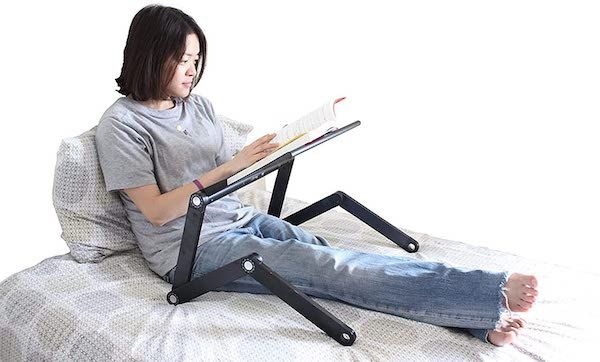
xmin=0 ymin=0 xmax=598 ymax=283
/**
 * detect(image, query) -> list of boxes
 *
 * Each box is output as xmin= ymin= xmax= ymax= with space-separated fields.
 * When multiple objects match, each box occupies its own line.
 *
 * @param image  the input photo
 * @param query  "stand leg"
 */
xmin=167 ymin=253 xmax=356 ymax=346
xmin=283 ymin=191 xmax=419 ymax=253
xmin=172 ymin=197 xmax=206 ymax=288
xmin=266 ymin=160 xmax=418 ymax=252
xmin=268 ymin=158 xmax=294 ymax=217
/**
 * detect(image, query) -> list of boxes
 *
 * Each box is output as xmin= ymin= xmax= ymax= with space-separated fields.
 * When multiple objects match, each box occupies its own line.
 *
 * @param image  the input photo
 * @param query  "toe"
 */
xmin=513 ymin=318 xmax=526 ymax=328
xmin=506 ymin=320 xmax=521 ymax=329
xmin=508 ymin=326 xmax=520 ymax=335
xmin=500 ymin=325 xmax=520 ymax=335
xmin=521 ymin=295 xmax=536 ymax=303
xmin=513 ymin=301 xmax=532 ymax=311
xmin=525 ymin=287 xmax=539 ymax=296
xmin=527 ymin=275 xmax=538 ymax=288
xmin=518 ymin=302 xmax=532 ymax=311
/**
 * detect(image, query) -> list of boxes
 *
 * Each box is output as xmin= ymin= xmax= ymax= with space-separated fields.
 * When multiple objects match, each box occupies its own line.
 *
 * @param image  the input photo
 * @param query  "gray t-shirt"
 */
xmin=95 ymin=93 xmax=259 ymax=277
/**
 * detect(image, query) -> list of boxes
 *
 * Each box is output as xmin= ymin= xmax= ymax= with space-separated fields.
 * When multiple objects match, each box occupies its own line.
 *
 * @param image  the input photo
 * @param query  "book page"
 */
xmin=272 ymin=98 xmax=341 ymax=146
xmin=228 ymin=97 xmax=347 ymax=184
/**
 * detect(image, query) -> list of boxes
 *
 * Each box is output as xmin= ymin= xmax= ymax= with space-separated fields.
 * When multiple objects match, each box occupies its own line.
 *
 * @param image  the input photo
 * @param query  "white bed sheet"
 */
xmin=0 ymin=188 xmax=596 ymax=361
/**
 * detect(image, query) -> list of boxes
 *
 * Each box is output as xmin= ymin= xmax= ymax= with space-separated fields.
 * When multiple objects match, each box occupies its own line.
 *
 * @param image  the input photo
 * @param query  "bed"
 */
xmin=0 ymin=115 xmax=595 ymax=361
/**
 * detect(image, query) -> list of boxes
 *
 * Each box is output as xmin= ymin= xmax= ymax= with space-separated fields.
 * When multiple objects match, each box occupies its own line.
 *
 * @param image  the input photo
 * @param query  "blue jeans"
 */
xmin=163 ymin=212 xmax=510 ymax=344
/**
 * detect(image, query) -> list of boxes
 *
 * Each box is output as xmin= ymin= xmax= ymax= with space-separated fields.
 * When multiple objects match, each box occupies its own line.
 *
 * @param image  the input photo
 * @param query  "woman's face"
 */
xmin=165 ymin=33 xmax=200 ymax=98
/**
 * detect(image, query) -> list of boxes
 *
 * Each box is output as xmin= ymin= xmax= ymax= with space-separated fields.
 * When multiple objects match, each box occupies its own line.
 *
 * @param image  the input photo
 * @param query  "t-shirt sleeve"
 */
xmin=95 ymin=116 xmax=156 ymax=192
xmin=200 ymin=96 xmax=233 ymax=167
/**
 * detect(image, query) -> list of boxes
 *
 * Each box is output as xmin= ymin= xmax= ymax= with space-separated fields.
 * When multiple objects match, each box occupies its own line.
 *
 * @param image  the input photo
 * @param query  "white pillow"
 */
xmin=52 ymin=115 xmax=253 ymax=263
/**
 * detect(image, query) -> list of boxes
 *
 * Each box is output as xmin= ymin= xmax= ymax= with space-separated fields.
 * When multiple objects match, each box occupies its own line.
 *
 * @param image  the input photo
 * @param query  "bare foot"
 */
xmin=487 ymin=317 xmax=526 ymax=346
xmin=486 ymin=273 xmax=538 ymax=347
xmin=503 ymin=273 xmax=538 ymax=312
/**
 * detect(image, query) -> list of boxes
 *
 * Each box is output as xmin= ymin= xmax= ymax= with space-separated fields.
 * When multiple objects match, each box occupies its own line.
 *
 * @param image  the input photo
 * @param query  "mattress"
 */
xmin=0 ymin=188 xmax=596 ymax=361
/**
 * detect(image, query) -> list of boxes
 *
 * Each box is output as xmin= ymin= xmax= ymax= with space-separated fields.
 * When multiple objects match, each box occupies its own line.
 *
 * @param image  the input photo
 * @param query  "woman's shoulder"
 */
xmin=95 ymin=97 xmax=141 ymax=140
xmin=98 ymin=97 xmax=139 ymax=126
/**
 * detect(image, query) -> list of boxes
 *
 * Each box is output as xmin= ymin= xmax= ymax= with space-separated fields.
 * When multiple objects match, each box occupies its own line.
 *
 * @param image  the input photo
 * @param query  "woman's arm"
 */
xmin=125 ymin=161 xmax=235 ymax=227
xmin=125 ymin=133 xmax=279 ymax=227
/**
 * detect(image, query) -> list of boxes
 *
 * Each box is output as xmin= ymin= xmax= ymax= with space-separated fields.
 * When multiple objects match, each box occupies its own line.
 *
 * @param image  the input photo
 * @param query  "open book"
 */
xmin=227 ymin=96 xmax=347 ymax=184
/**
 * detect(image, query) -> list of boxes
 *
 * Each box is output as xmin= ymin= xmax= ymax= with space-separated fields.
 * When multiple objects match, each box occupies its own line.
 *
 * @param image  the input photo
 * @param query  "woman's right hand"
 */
xmin=227 ymin=133 xmax=280 ymax=174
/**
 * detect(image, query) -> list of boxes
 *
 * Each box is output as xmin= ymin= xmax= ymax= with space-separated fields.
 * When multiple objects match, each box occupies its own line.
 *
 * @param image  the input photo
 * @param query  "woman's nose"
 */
xmin=187 ymin=65 xmax=196 ymax=76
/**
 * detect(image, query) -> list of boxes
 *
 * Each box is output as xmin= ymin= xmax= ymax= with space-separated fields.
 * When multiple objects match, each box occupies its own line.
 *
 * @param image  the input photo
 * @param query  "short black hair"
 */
xmin=115 ymin=4 xmax=207 ymax=101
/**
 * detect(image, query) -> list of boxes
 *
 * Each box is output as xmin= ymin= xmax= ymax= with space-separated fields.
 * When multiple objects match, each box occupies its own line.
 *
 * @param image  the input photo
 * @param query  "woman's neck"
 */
xmin=138 ymin=98 xmax=176 ymax=111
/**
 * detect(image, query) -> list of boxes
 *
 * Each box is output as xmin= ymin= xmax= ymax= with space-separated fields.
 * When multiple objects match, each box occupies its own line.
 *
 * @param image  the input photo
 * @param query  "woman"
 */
xmin=95 ymin=4 xmax=538 ymax=347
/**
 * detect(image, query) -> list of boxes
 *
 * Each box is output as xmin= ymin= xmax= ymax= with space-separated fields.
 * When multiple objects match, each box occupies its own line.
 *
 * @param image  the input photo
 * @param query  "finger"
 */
xmin=253 ymin=147 xmax=276 ymax=156
xmin=252 ymin=149 xmax=274 ymax=162
xmin=256 ymin=142 xmax=280 ymax=152
xmin=249 ymin=133 xmax=275 ymax=147
xmin=251 ymin=133 xmax=275 ymax=148
xmin=259 ymin=133 xmax=277 ymax=142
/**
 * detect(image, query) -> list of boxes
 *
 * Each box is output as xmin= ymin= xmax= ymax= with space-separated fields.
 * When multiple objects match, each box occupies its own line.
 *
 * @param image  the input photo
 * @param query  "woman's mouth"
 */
xmin=182 ymin=82 xmax=191 ymax=88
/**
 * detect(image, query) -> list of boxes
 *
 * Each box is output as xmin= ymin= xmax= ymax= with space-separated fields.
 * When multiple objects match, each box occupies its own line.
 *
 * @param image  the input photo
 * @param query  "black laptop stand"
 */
xmin=166 ymin=120 xmax=419 ymax=346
